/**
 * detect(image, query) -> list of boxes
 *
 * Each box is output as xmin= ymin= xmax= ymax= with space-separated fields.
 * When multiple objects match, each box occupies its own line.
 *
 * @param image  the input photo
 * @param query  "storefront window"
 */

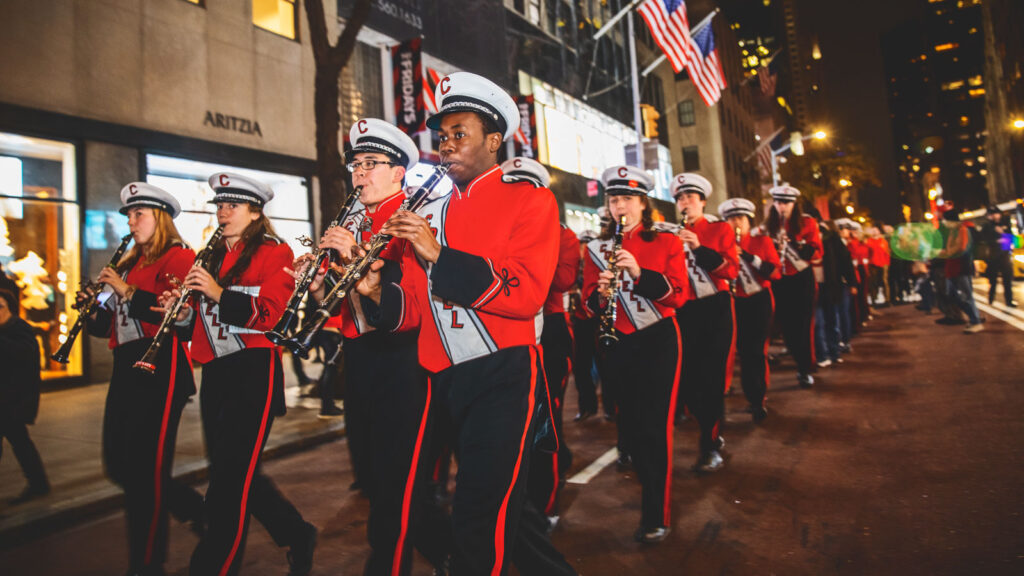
xmin=144 ymin=154 xmax=312 ymax=258
xmin=0 ymin=133 xmax=82 ymax=379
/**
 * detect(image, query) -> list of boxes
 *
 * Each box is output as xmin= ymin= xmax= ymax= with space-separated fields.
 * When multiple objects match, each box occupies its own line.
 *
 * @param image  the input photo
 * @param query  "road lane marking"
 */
xmin=973 ymin=288 xmax=1024 ymax=321
xmin=567 ymin=447 xmax=619 ymax=485
xmin=974 ymin=298 xmax=1024 ymax=332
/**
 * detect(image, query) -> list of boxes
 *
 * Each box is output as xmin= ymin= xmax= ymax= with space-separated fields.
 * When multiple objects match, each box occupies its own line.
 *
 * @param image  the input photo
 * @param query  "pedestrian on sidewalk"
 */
xmin=170 ymin=173 xmax=317 ymax=576
xmin=815 ymin=219 xmax=858 ymax=367
xmin=979 ymin=205 xmax=1017 ymax=307
xmin=0 ymin=287 xmax=50 ymax=505
xmin=938 ymin=209 xmax=984 ymax=333
xmin=82 ymin=183 xmax=203 ymax=575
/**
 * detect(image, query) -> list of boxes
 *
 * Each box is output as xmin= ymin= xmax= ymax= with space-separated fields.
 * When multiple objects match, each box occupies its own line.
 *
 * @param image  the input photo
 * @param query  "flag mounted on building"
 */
xmin=747 ymin=127 xmax=785 ymax=178
xmin=637 ymin=0 xmax=723 ymax=106
xmin=758 ymin=51 xmax=779 ymax=97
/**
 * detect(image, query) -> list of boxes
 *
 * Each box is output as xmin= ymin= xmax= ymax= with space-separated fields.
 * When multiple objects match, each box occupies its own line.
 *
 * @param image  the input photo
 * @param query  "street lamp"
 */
xmin=769 ymin=130 xmax=828 ymax=186
xmin=845 ymin=205 xmax=855 ymax=214
xmin=839 ymin=178 xmax=852 ymax=188
xmin=1013 ymin=118 xmax=1024 ymax=129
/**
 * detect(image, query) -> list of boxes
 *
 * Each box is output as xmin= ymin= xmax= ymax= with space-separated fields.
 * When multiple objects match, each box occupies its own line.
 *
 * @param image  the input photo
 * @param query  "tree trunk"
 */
xmin=314 ymin=61 xmax=345 ymax=233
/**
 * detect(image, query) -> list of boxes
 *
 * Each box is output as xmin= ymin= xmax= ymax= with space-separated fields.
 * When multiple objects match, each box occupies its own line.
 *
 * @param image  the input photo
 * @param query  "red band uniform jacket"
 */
xmin=582 ymin=227 xmax=689 ymax=333
xmin=543 ymin=224 xmax=582 ymax=316
xmin=93 ymin=245 xmax=196 ymax=348
xmin=775 ymin=215 xmax=824 ymax=276
xmin=368 ymin=165 xmax=560 ymax=373
xmin=681 ymin=216 xmax=739 ymax=300
xmin=735 ymin=232 xmax=782 ymax=298
xmin=189 ymin=238 xmax=295 ymax=365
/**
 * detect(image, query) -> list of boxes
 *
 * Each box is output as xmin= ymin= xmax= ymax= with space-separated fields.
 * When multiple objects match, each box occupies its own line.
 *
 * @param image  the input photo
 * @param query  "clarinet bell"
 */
xmin=280 ymin=309 xmax=330 ymax=358
xmin=265 ymin=309 xmax=299 ymax=345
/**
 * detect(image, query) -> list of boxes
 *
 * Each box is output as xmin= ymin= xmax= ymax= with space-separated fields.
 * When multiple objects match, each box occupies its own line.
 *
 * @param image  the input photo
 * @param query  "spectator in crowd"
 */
xmin=866 ymin=226 xmax=892 ymax=306
xmin=978 ymin=205 xmax=1017 ymax=308
xmin=0 ymin=288 xmax=51 ymax=505
xmin=815 ymin=220 xmax=858 ymax=367
xmin=938 ymin=210 xmax=984 ymax=333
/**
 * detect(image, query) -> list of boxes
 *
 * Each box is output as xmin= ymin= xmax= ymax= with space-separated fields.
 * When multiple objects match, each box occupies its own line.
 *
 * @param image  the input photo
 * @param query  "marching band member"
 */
xmin=719 ymin=198 xmax=780 ymax=423
xmin=571 ymin=229 xmax=601 ymax=422
xmin=179 ymin=173 xmax=316 ymax=576
xmin=305 ymin=118 xmax=449 ymax=575
xmin=500 ymin=157 xmax=581 ymax=527
xmin=765 ymin=185 xmax=823 ymax=388
xmin=83 ymin=183 xmax=202 ymax=575
xmin=358 ymin=72 xmax=575 ymax=574
xmin=671 ymin=173 xmax=738 ymax=472
xmin=583 ymin=165 xmax=688 ymax=543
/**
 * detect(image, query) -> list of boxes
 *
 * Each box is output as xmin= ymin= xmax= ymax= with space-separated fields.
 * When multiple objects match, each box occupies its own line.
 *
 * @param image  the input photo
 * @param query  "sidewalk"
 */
xmin=0 ymin=355 xmax=343 ymax=545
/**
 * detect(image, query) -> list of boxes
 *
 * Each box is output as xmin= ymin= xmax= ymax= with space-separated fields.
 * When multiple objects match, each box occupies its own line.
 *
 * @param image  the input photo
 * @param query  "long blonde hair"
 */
xmin=116 ymin=209 xmax=185 ymax=273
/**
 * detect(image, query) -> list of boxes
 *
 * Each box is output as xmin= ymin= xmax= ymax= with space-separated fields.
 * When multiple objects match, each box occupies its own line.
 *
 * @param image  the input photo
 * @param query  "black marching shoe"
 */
xmin=798 ymin=373 xmax=814 ymax=388
xmin=318 ymin=403 xmax=344 ymax=419
xmin=9 ymin=483 xmax=50 ymax=505
xmin=694 ymin=450 xmax=725 ymax=473
xmin=752 ymin=405 xmax=768 ymax=424
xmin=616 ymin=451 xmax=633 ymax=470
xmin=634 ymin=525 xmax=670 ymax=544
xmin=573 ymin=409 xmax=596 ymax=422
xmin=286 ymin=522 xmax=318 ymax=576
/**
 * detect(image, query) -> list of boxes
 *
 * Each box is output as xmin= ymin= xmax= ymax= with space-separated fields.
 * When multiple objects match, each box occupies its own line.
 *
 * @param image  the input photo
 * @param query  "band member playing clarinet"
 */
xmin=765 ymin=184 xmax=823 ymax=388
xmin=299 ymin=118 xmax=450 ymax=575
xmin=671 ymin=173 xmax=738 ymax=472
xmin=171 ymin=173 xmax=316 ymax=576
xmin=719 ymin=198 xmax=780 ymax=423
xmin=583 ymin=165 xmax=688 ymax=543
xmin=80 ymin=183 xmax=202 ymax=575
xmin=357 ymin=72 xmax=576 ymax=575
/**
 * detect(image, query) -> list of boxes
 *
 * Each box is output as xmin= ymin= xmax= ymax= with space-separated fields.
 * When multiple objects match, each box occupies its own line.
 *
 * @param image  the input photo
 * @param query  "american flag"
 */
xmin=638 ymin=0 xmax=723 ymax=106
xmin=749 ymin=127 xmax=784 ymax=178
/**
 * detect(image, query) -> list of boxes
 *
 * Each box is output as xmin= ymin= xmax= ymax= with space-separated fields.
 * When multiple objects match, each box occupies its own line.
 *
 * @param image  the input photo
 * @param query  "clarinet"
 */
xmin=133 ymin=225 xmax=225 ymax=373
xmin=266 ymin=186 xmax=363 ymax=345
xmin=732 ymin=225 xmax=742 ymax=295
xmin=280 ymin=164 xmax=450 ymax=357
xmin=598 ymin=215 xmax=627 ymax=349
xmin=52 ymin=234 xmax=133 ymax=364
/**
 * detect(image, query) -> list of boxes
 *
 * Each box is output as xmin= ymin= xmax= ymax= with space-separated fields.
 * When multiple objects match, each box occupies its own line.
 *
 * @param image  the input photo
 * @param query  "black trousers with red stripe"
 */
xmin=190 ymin=348 xmax=308 ymax=576
xmin=604 ymin=318 xmax=681 ymax=530
xmin=430 ymin=346 xmax=575 ymax=575
xmin=343 ymin=330 xmax=450 ymax=576
xmin=529 ymin=312 xmax=574 ymax=517
xmin=677 ymin=292 xmax=734 ymax=455
xmin=772 ymin=268 xmax=817 ymax=376
xmin=103 ymin=337 xmax=201 ymax=573
xmin=734 ymin=289 xmax=775 ymax=410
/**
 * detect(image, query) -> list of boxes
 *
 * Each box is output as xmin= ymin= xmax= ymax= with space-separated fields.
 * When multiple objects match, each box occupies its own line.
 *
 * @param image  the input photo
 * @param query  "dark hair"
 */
xmin=765 ymin=200 xmax=804 ymax=238
xmin=599 ymin=195 xmax=657 ymax=242
xmin=210 ymin=207 xmax=282 ymax=287
xmin=0 ymin=288 xmax=17 ymax=313
xmin=473 ymin=111 xmax=502 ymax=137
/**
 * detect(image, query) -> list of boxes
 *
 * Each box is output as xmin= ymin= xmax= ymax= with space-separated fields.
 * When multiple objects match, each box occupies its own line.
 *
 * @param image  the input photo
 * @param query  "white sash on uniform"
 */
xmin=586 ymin=239 xmax=663 ymax=331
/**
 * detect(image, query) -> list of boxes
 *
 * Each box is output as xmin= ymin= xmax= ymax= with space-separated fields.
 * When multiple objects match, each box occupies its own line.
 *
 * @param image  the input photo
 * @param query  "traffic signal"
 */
xmin=641 ymin=104 xmax=660 ymax=138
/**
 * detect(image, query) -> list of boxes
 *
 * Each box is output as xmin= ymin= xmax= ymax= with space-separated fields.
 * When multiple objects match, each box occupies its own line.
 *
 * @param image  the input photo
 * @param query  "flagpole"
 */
xmin=640 ymin=7 xmax=719 ymax=77
xmin=594 ymin=0 xmax=646 ymax=41
xmin=627 ymin=8 xmax=646 ymax=169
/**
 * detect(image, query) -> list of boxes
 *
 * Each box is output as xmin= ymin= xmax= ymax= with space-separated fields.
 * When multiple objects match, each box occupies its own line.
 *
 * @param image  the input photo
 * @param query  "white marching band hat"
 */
xmin=208 ymin=172 xmax=274 ymax=206
xmin=601 ymin=165 xmax=653 ymax=196
xmin=426 ymin=72 xmax=520 ymax=142
xmin=769 ymin=184 xmax=801 ymax=201
xmin=119 ymin=182 xmax=181 ymax=218
xmin=500 ymin=157 xmax=550 ymax=188
xmin=671 ymin=172 xmax=712 ymax=199
xmin=346 ymin=118 xmax=419 ymax=170
xmin=718 ymin=198 xmax=757 ymax=220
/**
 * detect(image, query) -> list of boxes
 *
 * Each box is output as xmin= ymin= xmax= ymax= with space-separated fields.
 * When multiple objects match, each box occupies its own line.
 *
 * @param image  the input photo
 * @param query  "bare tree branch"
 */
xmin=330 ymin=0 xmax=373 ymax=70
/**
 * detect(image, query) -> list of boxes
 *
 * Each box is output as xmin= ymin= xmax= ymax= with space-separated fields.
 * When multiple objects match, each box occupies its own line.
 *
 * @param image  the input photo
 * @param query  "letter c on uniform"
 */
xmin=513 ymin=159 xmax=522 ymax=168
xmin=358 ymin=120 xmax=368 ymax=134
xmin=440 ymin=77 xmax=451 ymax=95
xmin=617 ymin=167 xmax=628 ymax=178
xmin=219 ymin=174 xmax=230 ymax=187
xmin=129 ymin=184 xmax=138 ymax=195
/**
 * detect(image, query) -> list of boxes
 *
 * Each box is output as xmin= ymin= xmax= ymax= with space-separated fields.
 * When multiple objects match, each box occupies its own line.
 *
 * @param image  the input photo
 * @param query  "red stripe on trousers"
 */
xmin=490 ymin=346 xmax=538 ymax=576
xmin=663 ymin=317 xmax=683 ymax=525
xmin=144 ymin=336 xmax=178 ymax=565
xmin=392 ymin=377 xmax=433 ymax=576
xmin=218 ymin=352 xmax=276 ymax=576
xmin=724 ymin=297 xmax=737 ymax=393
xmin=538 ymin=347 xmax=560 ymax=516
xmin=763 ymin=290 xmax=775 ymax=403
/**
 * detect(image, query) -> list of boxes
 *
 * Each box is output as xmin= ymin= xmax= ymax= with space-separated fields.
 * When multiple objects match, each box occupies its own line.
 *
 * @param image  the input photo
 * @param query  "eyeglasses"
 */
xmin=346 ymin=159 xmax=398 ymax=172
